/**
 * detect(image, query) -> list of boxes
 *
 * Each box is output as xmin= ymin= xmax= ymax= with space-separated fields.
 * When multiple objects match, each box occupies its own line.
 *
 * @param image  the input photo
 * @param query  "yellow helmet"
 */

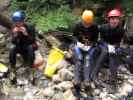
xmin=82 ymin=10 xmax=94 ymax=24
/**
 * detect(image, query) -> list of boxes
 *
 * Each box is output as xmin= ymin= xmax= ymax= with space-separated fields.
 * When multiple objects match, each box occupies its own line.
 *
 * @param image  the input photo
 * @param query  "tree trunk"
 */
xmin=0 ymin=0 xmax=12 ymax=30
xmin=0 ymin=0 xmax=11 ymax=11
xmin=0 ymin=13 xmax=12 ymax=30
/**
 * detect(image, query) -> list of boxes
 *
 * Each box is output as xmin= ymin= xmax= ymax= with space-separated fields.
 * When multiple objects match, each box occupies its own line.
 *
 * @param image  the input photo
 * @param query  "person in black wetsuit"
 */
xmin=9 ymin=11 xmax=37 ymax=77
xmin=72 ymin=10 xmax=99 ymax=87
xmin=91 ymin=9 xmax=125 ymax=91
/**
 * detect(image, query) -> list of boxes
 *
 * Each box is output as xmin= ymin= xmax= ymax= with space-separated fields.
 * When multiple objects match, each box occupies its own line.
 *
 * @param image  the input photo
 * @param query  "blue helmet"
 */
xmin=12 ymin=11 xmax=25 ymax=22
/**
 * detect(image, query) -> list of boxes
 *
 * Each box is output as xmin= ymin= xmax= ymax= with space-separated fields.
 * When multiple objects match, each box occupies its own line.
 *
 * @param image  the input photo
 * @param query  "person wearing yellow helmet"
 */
xmin=82 ymin=10 xmax=94 ymax=25
xmin=71 ymin=9 xmax=99 ymax=90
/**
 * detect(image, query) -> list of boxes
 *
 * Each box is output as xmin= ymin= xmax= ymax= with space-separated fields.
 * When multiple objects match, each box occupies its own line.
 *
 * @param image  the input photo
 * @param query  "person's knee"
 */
xmin=73 ymin=49 xmax=83 ymax=61
xmin=9 ymin=46 xmax=17 ymax=56
xmin=102 ymin=47 xmax=108 ymax=53
xmin=28 ymin=45 xmax=34 ymax=51
xmin=27 ymin=45 xmax=35 ymax=55
xmin=24 ymin=45 xmax=35 ymax=61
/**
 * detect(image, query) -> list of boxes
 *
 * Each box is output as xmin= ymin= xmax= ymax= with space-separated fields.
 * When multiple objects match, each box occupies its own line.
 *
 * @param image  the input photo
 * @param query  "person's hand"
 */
xmin=19 ymin=27 xmax=28 ymax=36
xmin=77 ymin=42 xmax=84 ymax=48
xmin=12 ymin=27 xmax=19 ymax=33
xmin=108 ymin=44 xmax=115 ymax=53
xmin=82 ymin=45 xmax=91 ymax=51
xmin=12 ymin=27 xmax=19 ymax=37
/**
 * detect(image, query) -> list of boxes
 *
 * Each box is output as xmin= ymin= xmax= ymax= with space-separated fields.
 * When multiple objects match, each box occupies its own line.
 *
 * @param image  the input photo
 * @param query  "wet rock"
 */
xmin=52 ymin=85 xmax=62 ymax=92
xmin=120 ymin=82 xmax=133 ymax=96
xmin=63 ymin=89 xmax=76 ymax=100
xmin=64 ymin=51 xmax=72 ymax=59
xmin=58 ymin=69 xmax=74 ymax=81
xmin=100 ymin=92 xmax=108 ymax=99
xmin=23 ymin=91 xmax=34 ymax=100
xmin=45 ymin=34 xmax=61 ymax=47
xmin=52 ymin=74 xmax=62 ymax=83
xmin=94 ymin=96 xmax=100 ymax=100
xmin=0 ymin=33 xmax=4 ymax=39
xmin=124 ymin=75 xmax=130 ymax=79
xmin=90 ymin=82 xmax=96 ymax=89
xmin=52 ymin=91 xmax=63 ymax=100
xmin=80 ymin=92 xmax=87 ymax=98
xmin=17 ymin=78 xmax=28 ymax=86
xmin=99 ymin=68 xmax=109 ymax=81
xmin=23 ymin=86 xmax=38 ymax=100
xmin=114 ymin=93 xmax=122 ymax=99
xmin=128 ymin=79 xmax=133 ymax=84
xmin=0 ymin=34 xmax=5 ymax=46
xmin=55 ymin=81 xmax=74 ymax=91
xmin=120 ymin=66 xmax=128 ymax=72
xmin=93 ymin=89 xmax=100 ymax=96
xmin=48 ymin=82 xmax=55 ymax=87
xmin=38 ymin=87 xmax=54 ymax=97
xmin=108 ymin=94 xmax=118 ymax=100
xmin=35 ymin=79 xmax=49 ymax=88
xmin=33 ymin=70 xmax=43 ymax=79
xmin=58 ymin=60 xmax=69 ymax=69
xmin=68 ymin=65 xmax=74 ymax=72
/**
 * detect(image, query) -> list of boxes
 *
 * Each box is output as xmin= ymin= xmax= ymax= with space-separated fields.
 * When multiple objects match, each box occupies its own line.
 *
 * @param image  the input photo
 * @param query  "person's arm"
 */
xmin=92 ymin=25 xmax=99 ymax=44
xmin=99 ymin=25 xmax=105 ymax=43
xmin=116 ymin=28 xmax=125 ymax=49
xmin=72 ymin=23 xmax=81 ymax=43
xmin=10 ymin=27 xmax=20 ymax=45
xmin=26 ymin=24 xmax=36 ymax=43
xmin=121 ymin=27 xmax=127 ymax=44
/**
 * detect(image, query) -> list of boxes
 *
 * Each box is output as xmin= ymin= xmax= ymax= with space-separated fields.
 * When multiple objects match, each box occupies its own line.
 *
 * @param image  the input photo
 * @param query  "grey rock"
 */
xmin=100 ymin=92 xmax=108 ymax=99
xmin=38 ymin=87 xmax=55 ymax=97
xmin=52 ymin=74 xmax=62 ymax=83
xmin=94 ymin=89 xmax=101 ymax=96
xmin=63 ymin=89 xmax=76 ymax=100
xmin=55 ymin=81 xmax=74 ymax=91
xmin=52 ymin=92 xmax=63 ymax=100
xmin=17 ymin=78 xmax=29 ymax=86
xmin=58 ymin=69 xmax=74 ymax=81
xmin=58 ymin=60 xmax=69 ymax=69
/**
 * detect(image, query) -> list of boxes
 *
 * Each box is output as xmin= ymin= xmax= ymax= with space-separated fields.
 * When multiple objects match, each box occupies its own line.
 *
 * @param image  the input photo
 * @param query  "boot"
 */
xmin=9 ymin=65 xmax=17 ymax=85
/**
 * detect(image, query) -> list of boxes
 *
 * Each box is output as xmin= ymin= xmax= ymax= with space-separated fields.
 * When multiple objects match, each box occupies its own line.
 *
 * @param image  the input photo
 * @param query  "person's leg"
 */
xmin=83 ymin=47 xmax=95 ymax=83
xmin=127 ymin=57 xmax=133 ymax=74
xmin=108 ymin=54 xmax=120 ymax=93
xmin=9 ymin=46 xmax=19 ymax=83
xmin=126 ymin=45 xmax=133 ymax=74
xmin=20 ymin=45 xmax=35 ymax=83
xmin=73 ymin=47 xmax=83 ymax=85
xmin=109 ymin=54 xmax=119 ymax=83
xmin=72 ymin=47 xmax=83 ymax=100
xmin=83 ymin=52 xmax=91 ymax=87
xmin=9 ymin=46 xmax=17 ymax=70
xmin=23 ymin=45 xmax=35 ymax=67
xmin=91 ymin=45 xmax=108 ymax=81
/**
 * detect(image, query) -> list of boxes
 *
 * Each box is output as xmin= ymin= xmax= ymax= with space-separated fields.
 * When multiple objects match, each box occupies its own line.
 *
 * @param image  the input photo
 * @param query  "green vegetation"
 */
xmin=10 ymin=0 xmax=133 ymax=31
xmin=27 ymin=6 xmax=79 ymax=31
xmin=10 ymin=0 xmax=79 ymax=31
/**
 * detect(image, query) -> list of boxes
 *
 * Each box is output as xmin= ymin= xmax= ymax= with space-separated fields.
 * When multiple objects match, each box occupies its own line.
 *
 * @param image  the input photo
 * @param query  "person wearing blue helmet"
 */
xmin=9 ymin=11 xmax=37 ymax=81
xmin=12 ymin=11 xmax=25 ymax=22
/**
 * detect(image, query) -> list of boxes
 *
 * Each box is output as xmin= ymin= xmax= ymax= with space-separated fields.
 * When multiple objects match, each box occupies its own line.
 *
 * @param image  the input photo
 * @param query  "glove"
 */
xmin=76 ymin=42 xmax=91 ymax=51
xmin=108 ymin=44 xmax=115 ymax=53
xmin=82 ymin=45 xmax=91 ymax=51
xmin=76 ymin=42 xmax=84 ymax=48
